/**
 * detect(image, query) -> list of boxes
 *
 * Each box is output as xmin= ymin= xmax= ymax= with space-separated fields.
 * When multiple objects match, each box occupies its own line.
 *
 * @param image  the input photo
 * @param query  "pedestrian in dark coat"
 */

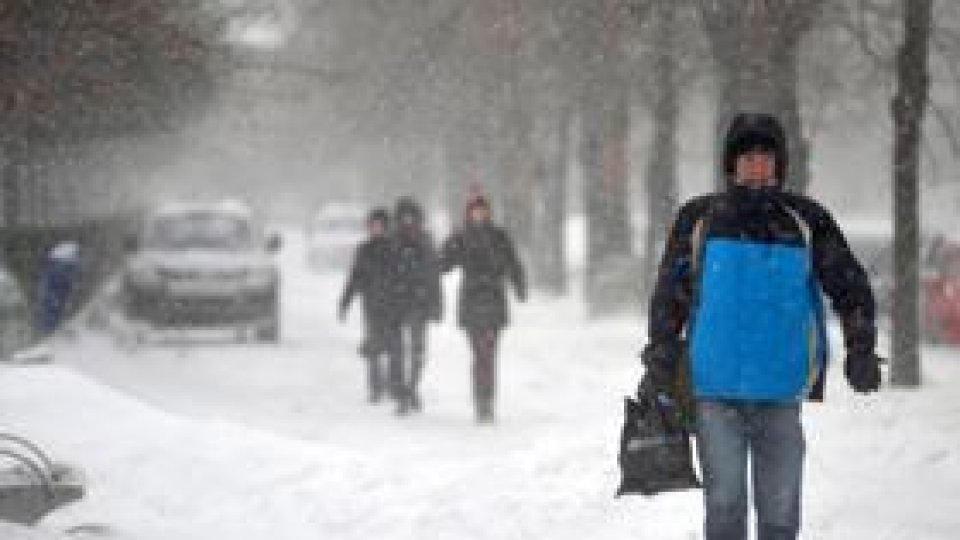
xmin=440 ymin=195 xmax=526 ymax=423
xmin=641 ymin=112 xmax=883 ymax=539
xmin=390 ymin=196 xmax=443 ymax=415
xmin=37 ymin=240 xmax=82 ymax=336
xmin=339 ymin=208 xmax=397 ymax=403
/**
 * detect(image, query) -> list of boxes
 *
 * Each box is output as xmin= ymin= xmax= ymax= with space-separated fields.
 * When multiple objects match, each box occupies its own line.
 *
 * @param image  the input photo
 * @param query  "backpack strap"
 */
xmin=770 ymin=200 xmax=830 ymax=394
xmin=777 ymin=202 xmax=813 ymax=271
xmin=690 ymin=217 xmax=709 ymax=277
xmin=684 ymin=200 xmax=716 ymax=345
xmin=688 ymin=197 xmax=716 ymax=280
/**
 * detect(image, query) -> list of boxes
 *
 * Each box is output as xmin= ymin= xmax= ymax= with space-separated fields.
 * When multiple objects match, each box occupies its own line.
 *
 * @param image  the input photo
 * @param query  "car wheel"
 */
xmin=257 ymin=287 xmax=280 ymax=343
xmin=235 ymin=328 xmax=250 ymax=344
xmin=134 ymin=328 xmax=149 ymax=345
xmin=257 ymin=316 xmax=279 ymax=343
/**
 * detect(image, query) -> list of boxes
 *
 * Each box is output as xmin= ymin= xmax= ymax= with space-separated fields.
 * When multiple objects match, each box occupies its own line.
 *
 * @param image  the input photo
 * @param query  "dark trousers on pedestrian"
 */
xmin=696 ymin=400 xmax=805 ymax=540
xmin=386 ymin=318 xmax=427 ymax=410
xmin=362 ymin=317 xmax=393 ymax=401
xmin=467 ymin=327 xmax=500 ymax=419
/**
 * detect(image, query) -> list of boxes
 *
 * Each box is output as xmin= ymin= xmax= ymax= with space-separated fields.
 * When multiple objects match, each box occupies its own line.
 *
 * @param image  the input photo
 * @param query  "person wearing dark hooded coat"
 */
xmin=440 ymin=195 xmax=526 ymax=424
xmin=339 ymin=208 xmax=397 ymax=404
xmin=389 ymin=197 xmax=443 ymax=415
xmin=37 ymin=240 xmax=83 ymax=336
xmin=641 ymin=112 xmax=883 ymax=539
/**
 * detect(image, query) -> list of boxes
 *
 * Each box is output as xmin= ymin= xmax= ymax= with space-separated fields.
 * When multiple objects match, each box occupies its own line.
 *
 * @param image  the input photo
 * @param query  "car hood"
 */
xmin=129 ymin=249 xmax=275 ymax=273
xmin=309 ymin=231 xmax=363 ymax=247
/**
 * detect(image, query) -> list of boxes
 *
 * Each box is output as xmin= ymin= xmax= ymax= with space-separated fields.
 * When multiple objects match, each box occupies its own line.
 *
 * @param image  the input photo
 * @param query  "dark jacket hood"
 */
xmin=723 ymin=112 xmax=788 ymax=189
xmin=395 ymin=197 xmax=424 ymax=226
xmin=367 ymin=207 xmax=390 ymax=227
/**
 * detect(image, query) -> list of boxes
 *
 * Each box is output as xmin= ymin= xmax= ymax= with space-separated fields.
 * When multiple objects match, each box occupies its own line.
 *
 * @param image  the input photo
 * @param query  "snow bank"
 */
xmin=0 ymin=522 xmax=66 ymax=540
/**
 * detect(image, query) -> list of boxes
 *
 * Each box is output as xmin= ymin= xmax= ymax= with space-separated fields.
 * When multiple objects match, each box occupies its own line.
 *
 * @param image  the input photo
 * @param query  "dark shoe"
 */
xmin=395 ymin=396 xmax=412 ymax=416
xmin=368 ymin=391 xmax=383 ymax=404
xmin=475 ymin=410 xmax=495 ymax=425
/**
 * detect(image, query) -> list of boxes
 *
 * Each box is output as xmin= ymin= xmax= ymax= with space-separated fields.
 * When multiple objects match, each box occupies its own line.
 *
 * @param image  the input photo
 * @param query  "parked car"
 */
xmin=122 ymin=201 xmax=282 ymax=342
xmin=844 ymin=221 xmax=960 ymax=344
xmin=305 ymin=202 xmax=366 ymax=271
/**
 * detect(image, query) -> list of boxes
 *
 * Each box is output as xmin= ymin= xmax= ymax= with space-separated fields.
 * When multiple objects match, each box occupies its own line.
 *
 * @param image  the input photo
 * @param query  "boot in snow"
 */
xmin=408 ymin=355 xmax=424 ymax=412
xmin=474 ymin=399 xmax=495 ymax=424
xmin=408 ymin=389 xmax=422 ymax=412
xmin=395 ymin=390 xmax=413 ymax=416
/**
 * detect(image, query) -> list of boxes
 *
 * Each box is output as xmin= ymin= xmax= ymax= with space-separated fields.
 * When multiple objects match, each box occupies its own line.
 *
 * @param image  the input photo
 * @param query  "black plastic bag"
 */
xmin=615 ymin=383 xmax=701 ymax=497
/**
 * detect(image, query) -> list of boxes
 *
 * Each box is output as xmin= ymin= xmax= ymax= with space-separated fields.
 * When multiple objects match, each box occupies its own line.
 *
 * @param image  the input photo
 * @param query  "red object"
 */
xmin=922 ymin=243 xmax=960 ymax=343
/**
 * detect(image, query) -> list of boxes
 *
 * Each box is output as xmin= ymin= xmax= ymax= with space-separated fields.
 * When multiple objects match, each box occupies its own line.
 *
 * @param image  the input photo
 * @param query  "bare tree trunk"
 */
xmin=535 ymin=104 xmax=571 ymax=295
xmin=494 ymin=0 xmax=536 ymax=250
xmin=580 ymin=74 xmax=633 ymax=308
xmin=579 ymin=1 xmax=633 ymax=312
xmin=502 ymin=83 xmax=536 ymax=249
xmin=1 ymin=139 xmax=29 ymax=226
xmin=442 ymin=122 xmax=477 ymax=225
xmin=699 ymin=0 xmax=822 ymax=192
xmin=891 ymin=0 xmax=932 ymax=388
xmin=643 ymin=2 xmax=681 ymax=297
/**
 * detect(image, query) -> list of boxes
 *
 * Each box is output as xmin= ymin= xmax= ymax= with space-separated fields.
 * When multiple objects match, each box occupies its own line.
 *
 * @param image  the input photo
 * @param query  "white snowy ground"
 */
xmin=1 ymin=230 xmax=959 ymax=540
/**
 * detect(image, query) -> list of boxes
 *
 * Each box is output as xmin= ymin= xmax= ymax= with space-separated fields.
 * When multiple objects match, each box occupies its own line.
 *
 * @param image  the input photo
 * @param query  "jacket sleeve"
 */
xmin=501 ymin=230 xmax=527 ymax=300
xmin=439 ymin=231 xmax=463 ymax=274
xmin=802 ymin=202 xmax=878 ymax=354
xmin=424 ymin=234 xmax=443 ymax=316
xmin=339 ymin=246 xmax=364 ymax=314
xmin=646 ymin=197 xmax=711 ymax=346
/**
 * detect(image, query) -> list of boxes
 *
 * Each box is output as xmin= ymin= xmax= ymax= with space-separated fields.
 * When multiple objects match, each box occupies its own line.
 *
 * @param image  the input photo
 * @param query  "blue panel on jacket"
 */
xmin=690 ymin=238 xmax=822 ymax=401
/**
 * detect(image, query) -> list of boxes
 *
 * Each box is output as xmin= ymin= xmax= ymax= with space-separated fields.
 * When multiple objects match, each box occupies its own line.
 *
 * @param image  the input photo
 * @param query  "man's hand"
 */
xmin=844 ymin=351 xmax=883 ymax=393
xmin=338 ymin=305 xmax=348 ymax=323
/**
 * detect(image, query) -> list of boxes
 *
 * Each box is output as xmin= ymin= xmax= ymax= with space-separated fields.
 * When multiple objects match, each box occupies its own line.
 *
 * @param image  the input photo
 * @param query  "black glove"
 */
xmin=844 ymin=351 xmax=883 ymax=393
xmin=640 ymin=340 xmax=683 ymax=396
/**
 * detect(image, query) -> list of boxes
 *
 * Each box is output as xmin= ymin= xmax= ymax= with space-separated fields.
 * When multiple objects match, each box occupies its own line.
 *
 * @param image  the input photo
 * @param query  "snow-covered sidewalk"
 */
xmin=1 ymin=233 xmax=958 ymax=539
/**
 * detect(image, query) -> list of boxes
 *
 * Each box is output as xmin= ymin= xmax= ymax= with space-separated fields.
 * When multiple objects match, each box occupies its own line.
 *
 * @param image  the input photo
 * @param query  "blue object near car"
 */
xmin=36 ymin=241 xmax=82 ymax=336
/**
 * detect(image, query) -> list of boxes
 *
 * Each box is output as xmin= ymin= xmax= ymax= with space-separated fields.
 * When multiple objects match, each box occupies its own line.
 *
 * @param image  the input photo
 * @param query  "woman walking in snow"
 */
xmin=440 ymin=195 xmax=526 ymax=424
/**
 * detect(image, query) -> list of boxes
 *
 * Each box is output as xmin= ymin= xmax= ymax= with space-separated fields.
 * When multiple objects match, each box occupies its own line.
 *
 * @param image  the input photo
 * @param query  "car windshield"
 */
xmin=146 ymin=212 xmax=254 ymax=250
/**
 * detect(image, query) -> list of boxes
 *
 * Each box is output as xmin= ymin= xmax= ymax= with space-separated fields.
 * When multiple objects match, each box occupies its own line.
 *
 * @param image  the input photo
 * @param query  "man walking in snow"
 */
xmin=389 ymin=197 xmax=443 ymax=415
xmin=339 ymin=207 xmax=397 ymax=404
xmin=642 ymin=112 xmax=883 ymax=539
xmin=440 ymin=195 xmax=526 ymax=424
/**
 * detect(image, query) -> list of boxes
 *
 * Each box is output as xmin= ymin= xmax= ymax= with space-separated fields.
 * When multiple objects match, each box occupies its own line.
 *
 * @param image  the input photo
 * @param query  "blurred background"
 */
xmin=1 ymin=0 xmax=958 ymax=312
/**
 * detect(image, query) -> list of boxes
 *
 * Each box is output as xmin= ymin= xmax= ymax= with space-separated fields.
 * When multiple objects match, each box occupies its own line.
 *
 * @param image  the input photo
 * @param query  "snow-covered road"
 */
xmin=1 ymin=232 xmax=958 ymax=539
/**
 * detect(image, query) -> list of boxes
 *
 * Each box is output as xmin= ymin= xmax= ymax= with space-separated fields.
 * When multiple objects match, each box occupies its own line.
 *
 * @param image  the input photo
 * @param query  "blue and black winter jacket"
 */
xmin=648 ymin=187 xmax=876 ymax=402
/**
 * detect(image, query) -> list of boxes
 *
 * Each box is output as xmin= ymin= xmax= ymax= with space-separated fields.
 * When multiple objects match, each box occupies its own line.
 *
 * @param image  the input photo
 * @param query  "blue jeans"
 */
xmin=696 ymin=400 xmax=805 ymax=540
